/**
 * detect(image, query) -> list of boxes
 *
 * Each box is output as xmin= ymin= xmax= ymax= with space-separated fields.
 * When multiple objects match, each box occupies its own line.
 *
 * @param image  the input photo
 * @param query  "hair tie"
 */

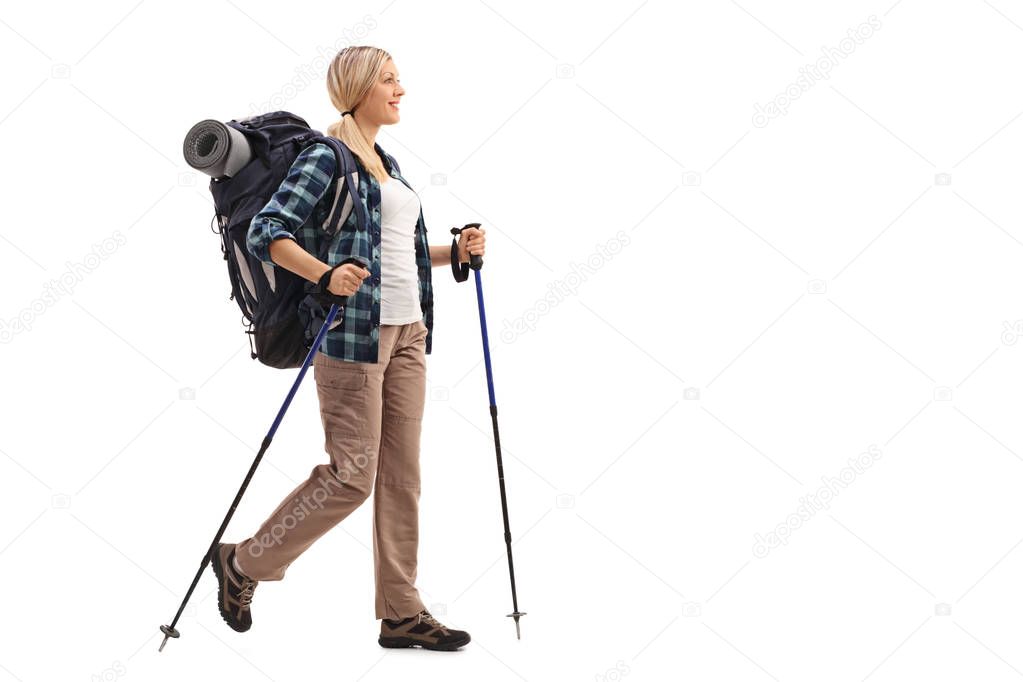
xmin=341 ymin=110 xmax=354 ymax=118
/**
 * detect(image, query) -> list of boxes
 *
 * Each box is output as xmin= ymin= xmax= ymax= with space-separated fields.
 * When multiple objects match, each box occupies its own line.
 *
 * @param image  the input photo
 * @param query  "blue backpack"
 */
xmin=197 ymin=111 xmax=368 ymax=369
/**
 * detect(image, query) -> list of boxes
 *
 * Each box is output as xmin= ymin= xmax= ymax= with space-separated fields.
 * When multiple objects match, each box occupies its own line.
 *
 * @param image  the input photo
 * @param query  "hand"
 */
xmin=458 ymin=226 xmax=486 ymax=263
xmin=327 ymin=262 xmax=370 ymax=297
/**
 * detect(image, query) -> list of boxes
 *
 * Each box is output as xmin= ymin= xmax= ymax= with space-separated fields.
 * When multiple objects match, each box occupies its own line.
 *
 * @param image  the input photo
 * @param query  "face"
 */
xmin=364 ymin=59 xmax=404 ymax=125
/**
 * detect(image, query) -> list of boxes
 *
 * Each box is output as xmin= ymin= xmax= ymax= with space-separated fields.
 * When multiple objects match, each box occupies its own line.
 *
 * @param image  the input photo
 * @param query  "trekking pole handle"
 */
xmin=450 ymin=223 xmax=483 ymax=283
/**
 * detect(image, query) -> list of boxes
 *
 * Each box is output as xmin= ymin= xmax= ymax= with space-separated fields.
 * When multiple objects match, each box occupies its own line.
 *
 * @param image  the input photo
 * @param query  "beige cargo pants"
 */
xmin=234 ymin=319 xmax=429 ymax=621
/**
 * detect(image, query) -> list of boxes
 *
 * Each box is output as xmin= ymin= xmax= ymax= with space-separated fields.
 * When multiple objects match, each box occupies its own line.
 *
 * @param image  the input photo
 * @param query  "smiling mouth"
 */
xmin=389 ymin=101 xmax=400 ymax=110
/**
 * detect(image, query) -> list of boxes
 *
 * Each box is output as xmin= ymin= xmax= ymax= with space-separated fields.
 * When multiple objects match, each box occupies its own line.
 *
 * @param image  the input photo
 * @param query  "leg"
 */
xmin=234 ymin=330 xmax=398 ymax=581
xmin=374 ymin=319 xmax=429 ymax=620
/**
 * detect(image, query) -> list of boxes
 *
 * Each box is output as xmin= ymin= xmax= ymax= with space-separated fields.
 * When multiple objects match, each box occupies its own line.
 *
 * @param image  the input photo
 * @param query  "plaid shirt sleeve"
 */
xmin=246 ymin=142 xmax=337 ymax=264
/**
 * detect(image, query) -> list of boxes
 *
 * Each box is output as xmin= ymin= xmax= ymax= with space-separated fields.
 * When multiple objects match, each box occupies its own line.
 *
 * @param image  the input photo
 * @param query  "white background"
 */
xmin=1 ymin=0 xmax=1022 ymax=680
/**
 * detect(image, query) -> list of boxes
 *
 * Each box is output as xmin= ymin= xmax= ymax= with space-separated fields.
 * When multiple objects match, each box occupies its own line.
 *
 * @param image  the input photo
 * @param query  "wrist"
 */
xmin=316 ymin=263 xmax=335 ymax=293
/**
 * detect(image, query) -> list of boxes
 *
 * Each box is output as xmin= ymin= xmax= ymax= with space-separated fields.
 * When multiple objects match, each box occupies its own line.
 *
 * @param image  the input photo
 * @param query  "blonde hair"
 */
xmin=326 ymin=46 xmax=392 ymax=183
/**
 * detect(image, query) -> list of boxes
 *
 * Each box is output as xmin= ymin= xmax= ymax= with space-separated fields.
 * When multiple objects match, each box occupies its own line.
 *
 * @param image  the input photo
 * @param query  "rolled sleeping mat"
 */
xmin=182 ymin=119 xmax=253 ymax=180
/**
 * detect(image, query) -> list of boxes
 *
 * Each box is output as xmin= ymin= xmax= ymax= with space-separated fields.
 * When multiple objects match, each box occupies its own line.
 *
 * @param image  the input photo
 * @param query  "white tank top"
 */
xmin=379 ymin=176 xmax=423 ymax=324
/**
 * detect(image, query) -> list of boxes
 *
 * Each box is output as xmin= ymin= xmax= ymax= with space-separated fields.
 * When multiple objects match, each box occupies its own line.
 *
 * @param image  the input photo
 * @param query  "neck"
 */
xmin=354 ymin=114 xmax=380 ymax=148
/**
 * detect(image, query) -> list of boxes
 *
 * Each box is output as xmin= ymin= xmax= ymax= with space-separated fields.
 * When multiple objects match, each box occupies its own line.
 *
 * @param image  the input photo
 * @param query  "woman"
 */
xmin=208 ymin=45 xmax=486 ymax=652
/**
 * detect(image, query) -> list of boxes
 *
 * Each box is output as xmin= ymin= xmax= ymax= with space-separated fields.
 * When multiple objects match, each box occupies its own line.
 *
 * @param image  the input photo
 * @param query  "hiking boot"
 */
xmin=210 ymin=542 xmax=258 ymax=632
xmin=379 ymin=609 xmax=471 ymax=650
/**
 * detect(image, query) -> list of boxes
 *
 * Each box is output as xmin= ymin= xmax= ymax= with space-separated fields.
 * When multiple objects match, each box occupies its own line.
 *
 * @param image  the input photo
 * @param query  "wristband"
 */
xmin=450 ymin=231 xmax=469 ymax=283
xmin=317 ymin=264 xmax=337 ymax=294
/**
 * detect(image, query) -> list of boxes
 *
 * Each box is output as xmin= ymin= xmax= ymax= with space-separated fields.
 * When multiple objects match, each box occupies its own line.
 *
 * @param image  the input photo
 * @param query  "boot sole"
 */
xmin=378 ymin=633 xmax=471 ymax=651
xmin=210 ymin=544 xmax=252 ymax=633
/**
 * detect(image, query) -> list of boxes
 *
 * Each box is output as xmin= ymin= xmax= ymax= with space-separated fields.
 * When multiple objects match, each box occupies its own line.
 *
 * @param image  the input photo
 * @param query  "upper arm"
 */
xmin=246 ymin=142 xmax=337 ymax=261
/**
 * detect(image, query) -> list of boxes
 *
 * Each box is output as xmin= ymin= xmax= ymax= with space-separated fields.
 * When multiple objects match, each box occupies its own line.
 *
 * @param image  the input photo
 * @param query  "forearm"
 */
xmin=430 ymin=244 xmax=447 ymax=268
xmin=269 ymin=237 xmax=331 ymax=284
xmin=430 ymin=244 xmax=463 ymax=268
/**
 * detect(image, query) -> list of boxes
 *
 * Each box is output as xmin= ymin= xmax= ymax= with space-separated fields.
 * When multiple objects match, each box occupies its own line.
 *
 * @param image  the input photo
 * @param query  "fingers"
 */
xmin=344 ymin=264 xmax=371 ymax=283
xmin=462 ymin=227 xmax=486 ymax=255
xmin=344 ymin=271 xmax=367 ymax=292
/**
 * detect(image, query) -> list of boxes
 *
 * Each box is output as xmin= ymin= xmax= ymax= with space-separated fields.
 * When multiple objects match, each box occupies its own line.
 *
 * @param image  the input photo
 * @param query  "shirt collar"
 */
xmin=373 ymin=142 xmax=400 ymax=179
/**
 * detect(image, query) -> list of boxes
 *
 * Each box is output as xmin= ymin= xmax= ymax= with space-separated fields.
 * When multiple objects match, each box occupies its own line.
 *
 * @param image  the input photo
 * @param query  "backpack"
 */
xmin=196 ymin=111 xmax=369 ymax=369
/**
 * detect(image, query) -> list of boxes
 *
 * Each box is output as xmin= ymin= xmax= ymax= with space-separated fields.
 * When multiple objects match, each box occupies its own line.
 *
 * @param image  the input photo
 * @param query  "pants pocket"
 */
xmin=317 ymin=367 xmax=367 ymax=391
xmin=315 ymin=363 xmax=370 ymax=436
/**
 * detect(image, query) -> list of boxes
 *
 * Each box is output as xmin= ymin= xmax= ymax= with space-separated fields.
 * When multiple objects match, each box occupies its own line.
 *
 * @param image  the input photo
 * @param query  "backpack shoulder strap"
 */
xmin=311 ymin=136 xmax=371 ymax=238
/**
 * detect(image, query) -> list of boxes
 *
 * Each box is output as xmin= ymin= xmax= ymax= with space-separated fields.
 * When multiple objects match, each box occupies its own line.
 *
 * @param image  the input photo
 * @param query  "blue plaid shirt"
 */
xmin=246 ymin=140 xmax=433 ymax=363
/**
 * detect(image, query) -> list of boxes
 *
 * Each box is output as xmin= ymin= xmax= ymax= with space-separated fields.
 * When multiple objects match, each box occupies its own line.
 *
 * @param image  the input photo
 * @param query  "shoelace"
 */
xmin=418 ymin=610 xmax=447 ymax=632
xmin=238 ymin=580 xmax=257 ymax=607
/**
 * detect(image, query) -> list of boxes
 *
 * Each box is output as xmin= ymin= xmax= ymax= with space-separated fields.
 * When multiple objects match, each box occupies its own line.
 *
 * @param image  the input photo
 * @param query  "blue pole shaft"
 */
xmin=474 ymin=269 xmax=497 ymax=407
xmin=472 ymin=269 xmax=526 ymax=638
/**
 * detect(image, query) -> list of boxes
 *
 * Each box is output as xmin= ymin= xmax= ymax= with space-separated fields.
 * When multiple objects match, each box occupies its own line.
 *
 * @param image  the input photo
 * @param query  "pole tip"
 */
xmin=158 ymin=624 xmax=180 ymax=652
xmin=506 ymin=611 xmax=526 ymax=640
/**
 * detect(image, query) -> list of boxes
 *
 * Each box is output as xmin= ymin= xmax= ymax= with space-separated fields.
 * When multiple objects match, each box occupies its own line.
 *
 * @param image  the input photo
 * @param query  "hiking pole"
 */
xmin=451 ymin=224 xmax=526 ymax=640
xmin=158 ymin=300 xmax=345 ymax=652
